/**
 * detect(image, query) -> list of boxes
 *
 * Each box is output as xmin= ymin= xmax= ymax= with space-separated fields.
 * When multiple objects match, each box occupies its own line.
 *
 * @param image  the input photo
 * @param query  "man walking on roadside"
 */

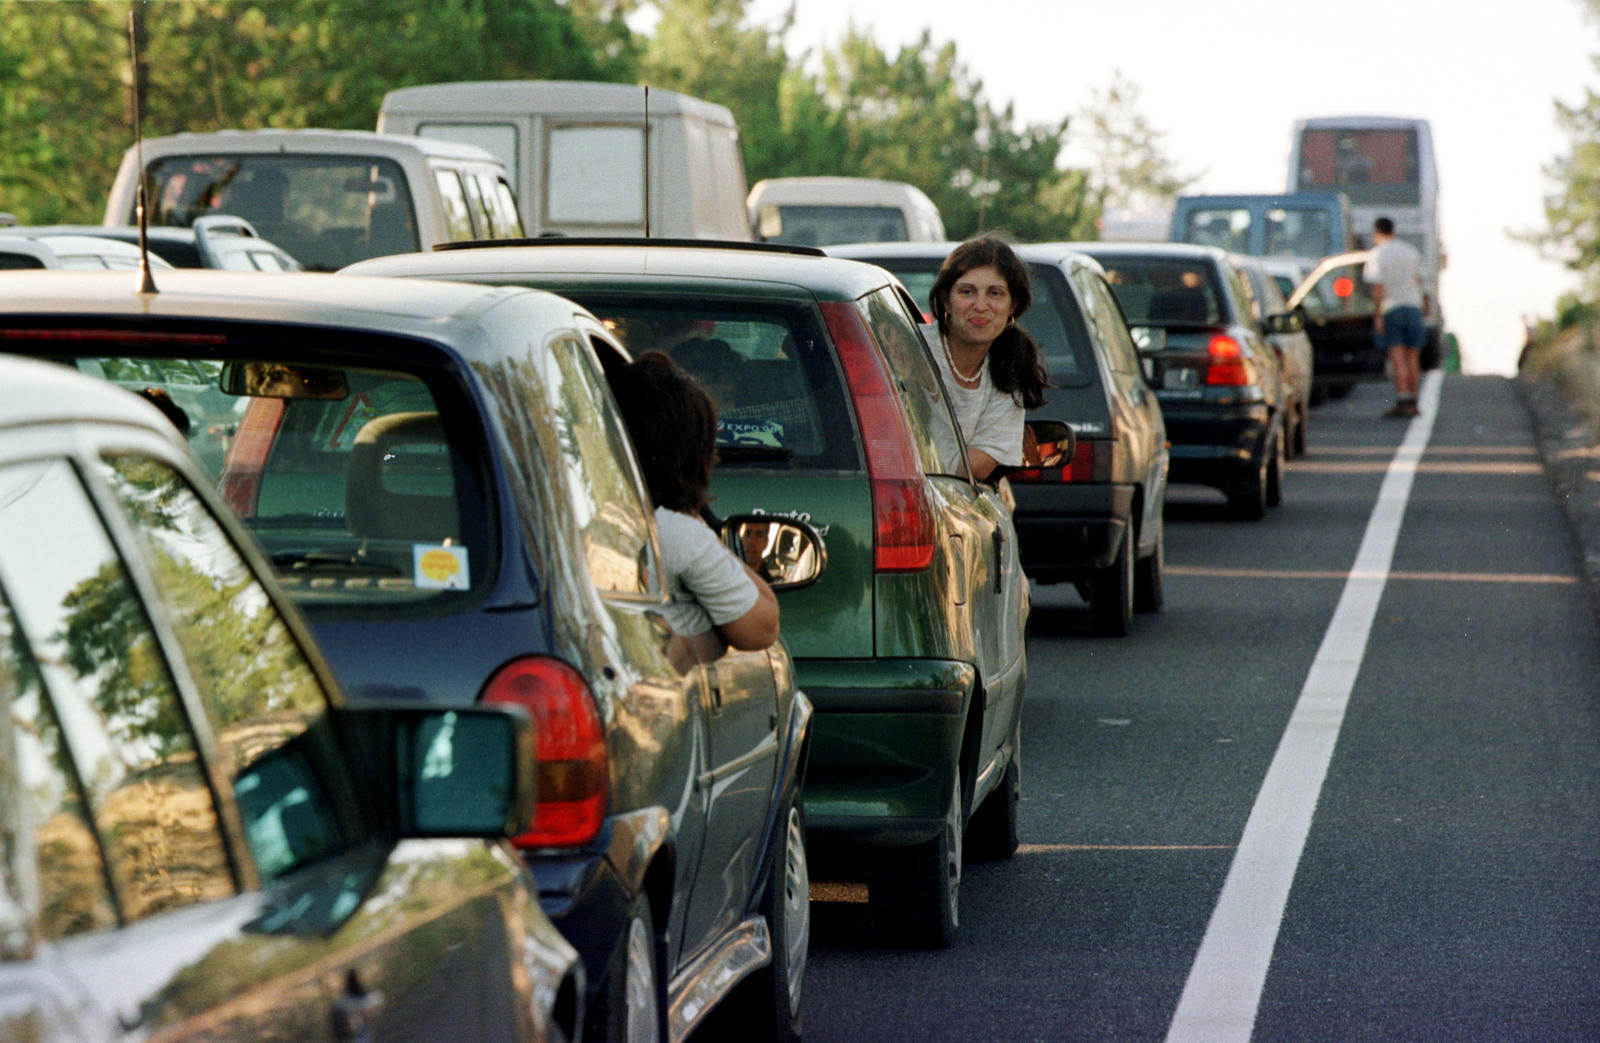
xmin=1364 ymin=217 xmax=1427 ymax=417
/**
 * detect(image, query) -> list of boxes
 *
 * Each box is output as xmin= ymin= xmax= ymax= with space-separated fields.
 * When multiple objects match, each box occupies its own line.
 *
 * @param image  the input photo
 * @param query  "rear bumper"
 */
xmin=796 ymin=657 xmax=975 ymax=849
xmin=1010 ymin=481 xmax=1134 ymax=581
xmin=1161 ymin=402 xmax=1271 ymax=493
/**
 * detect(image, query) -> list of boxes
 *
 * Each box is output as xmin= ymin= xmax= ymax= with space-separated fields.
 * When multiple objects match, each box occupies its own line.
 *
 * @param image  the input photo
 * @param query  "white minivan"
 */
xmin=103 ymin=129 xmax=524 ymax=271
xmin=748 ymin=176 xmax=947 ymax=246
xmin=377 ymin=80 xmax=751 ymax=240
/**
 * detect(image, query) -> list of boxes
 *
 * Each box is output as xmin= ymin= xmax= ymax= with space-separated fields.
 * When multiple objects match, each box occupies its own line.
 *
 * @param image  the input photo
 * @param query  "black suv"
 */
xmin=832 ymin=242 xmax=1170 ymax=636
xmin=1075 ymin=242 xmax=1289 ymax=519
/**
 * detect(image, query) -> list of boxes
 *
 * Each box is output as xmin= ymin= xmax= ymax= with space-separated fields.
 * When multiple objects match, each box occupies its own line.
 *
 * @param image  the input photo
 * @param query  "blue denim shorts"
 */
xmin=1376 ymin=305 xmax=1425 ymax=350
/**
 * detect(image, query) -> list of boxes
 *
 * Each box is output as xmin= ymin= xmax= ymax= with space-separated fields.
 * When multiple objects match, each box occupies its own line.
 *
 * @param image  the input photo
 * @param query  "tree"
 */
xmin=1536 ymin=73 xmax=1600 ymax=299
xmin=1077 ymin=70 xmax=1197 ymax=213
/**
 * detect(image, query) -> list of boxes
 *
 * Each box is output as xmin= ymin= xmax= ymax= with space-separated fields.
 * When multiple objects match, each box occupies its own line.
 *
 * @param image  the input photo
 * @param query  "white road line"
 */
xmin=1165 ymin=372 xmax=1443 ymax=1042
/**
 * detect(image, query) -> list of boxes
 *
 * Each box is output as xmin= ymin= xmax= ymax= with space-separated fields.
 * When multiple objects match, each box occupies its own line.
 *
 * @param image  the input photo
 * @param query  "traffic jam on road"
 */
xmin=13 ymin=73 xmax=1587 ymax=1043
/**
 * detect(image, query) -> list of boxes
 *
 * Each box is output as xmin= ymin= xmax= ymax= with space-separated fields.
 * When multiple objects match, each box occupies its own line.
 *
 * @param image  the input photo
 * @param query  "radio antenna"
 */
xmin=127 ymin=3 xmax=156 ymax=294
xmin=642 ymin=86 xmax=652 ymax=238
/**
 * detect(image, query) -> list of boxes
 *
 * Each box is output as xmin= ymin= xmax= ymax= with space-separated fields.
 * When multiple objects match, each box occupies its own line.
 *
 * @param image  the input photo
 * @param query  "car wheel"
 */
xmin=869 ymin=773 xmax=962 ymax=949
xmin=719 ymin=795 xmax=809 ymax=1041
xmin=1090 ymin=525 xmax=1134 ymax=637
xmin=1265 ymin=427 xmax=1285 ymax=508
xmin=587 ymin=891 xmax=664 ymax=1043
xmin=1293 ymin=405 xmax=1309 ymax=457
xmin=966 ymin=735 xmax=1020 ymax=861
xmin=1228 ymin=435 xmax=1270 ymax=520
xmin=1133 ymin=517 xmax=1164 ymax=614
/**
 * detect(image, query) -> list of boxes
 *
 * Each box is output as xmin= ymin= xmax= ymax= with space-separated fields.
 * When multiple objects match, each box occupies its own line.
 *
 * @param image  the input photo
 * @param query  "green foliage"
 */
xmin=1077 ymin=70 xmax=1198 ymax=212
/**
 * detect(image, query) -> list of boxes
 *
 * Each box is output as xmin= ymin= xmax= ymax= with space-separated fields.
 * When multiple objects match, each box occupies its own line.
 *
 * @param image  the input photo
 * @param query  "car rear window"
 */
xmin=576 ymin=297 xmax=861 ymax=473
xmin=1094 ymin=257 xmax=1225 ymax=326
xmin=142 ymin=154 xmax=419 ymax=271
xmin=65 ymin=354 xmax=492 ymax=613
xmin=762 ymin=205 xmax=908 ymax=246
xmin=861 ymin=258 xmax=1093 ymax=384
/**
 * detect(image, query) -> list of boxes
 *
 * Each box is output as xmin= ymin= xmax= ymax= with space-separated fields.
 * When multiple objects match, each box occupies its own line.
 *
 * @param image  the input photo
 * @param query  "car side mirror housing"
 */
xmin=1264 ymin=311 xmax=1304 ymax=335
xmin=721 ymin=514 xmax=827 ymax=590
xmin=334 ymin=704 xmax=536 ymax=838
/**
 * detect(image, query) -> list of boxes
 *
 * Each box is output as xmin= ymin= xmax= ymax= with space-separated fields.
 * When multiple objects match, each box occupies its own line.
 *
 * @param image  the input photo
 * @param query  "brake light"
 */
xmin=1333 ymin=276 xmax=1354 ymax=299
xmin=481 ymin=656 xmax=608 ymax=848
xmin=0 ymin=328 xmax=227 ymax=346
xmin=820 ymin=301 xmax=937 ymax=573
xmin=1009 ymin=438 xmax=1114 ymax=483
xmin=1205 ymin=336 xmax=1250 ymax=386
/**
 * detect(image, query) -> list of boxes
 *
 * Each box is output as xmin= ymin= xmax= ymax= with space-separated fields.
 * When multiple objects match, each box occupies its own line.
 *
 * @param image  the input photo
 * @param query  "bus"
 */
xmin=1287 ymin=115 xmax=1444 ymax=365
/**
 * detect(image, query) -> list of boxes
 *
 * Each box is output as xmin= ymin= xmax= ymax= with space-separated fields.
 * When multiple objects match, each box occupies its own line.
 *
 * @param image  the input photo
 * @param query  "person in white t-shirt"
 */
xmin=925 ymin=237 xmax=1049 ymax=479
xmin=1363 ymin=216 xmax=1428 ymax=418
xmin=610 ymin=350 xmax=779 ymax=660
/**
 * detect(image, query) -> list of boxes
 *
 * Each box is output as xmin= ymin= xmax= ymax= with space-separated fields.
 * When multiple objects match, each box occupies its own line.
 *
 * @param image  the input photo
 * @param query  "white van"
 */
xmin=103 ymin=129 xmax=524 ymax=271
xmin=747 ymin=176 xmax=946 ymax=246
xmin=377 ymin=80 xmax=751 ymax=240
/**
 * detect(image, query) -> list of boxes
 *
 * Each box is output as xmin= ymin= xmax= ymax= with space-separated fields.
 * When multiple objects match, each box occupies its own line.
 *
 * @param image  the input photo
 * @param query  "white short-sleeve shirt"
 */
xmin=654 ymin=506 xmax=759 ymax=637
xmin=1363 ymin=237 xmax=1425 ymax=313
xmin=925 ymin=324 xmax=1026 ymax=467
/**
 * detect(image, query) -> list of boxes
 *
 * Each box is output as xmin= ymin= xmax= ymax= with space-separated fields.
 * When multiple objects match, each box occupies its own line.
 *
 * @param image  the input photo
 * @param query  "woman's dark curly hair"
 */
xmin=928 ymin=236 xmax=1049 ymax=409
xmin=610 ymin=350 xmax=717 ymax=514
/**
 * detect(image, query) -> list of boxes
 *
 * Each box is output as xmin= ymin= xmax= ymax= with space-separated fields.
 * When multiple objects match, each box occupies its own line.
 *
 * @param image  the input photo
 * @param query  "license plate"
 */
xmin=1165 ymin=366 xmax=1199 ymax=390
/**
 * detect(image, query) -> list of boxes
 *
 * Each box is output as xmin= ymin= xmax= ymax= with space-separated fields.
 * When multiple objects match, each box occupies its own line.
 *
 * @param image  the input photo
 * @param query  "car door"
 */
xmin=1072 ymin=264 xmax=1170 ymax=544
xmin=862 ymin=288 xmax=1026 ymax=769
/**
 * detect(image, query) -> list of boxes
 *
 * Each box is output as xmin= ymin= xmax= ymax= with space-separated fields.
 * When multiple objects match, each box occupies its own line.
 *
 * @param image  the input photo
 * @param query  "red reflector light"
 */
xmin=481 ymin=657 xmax=608 ymax=848
xmin=820 ymin=301 xmax=936 ymax=573
xmin=1332 ymin=276 xmax=1355 ymax=299
xmin=1205 ymin=336 xmax=1250 ymax=386
xmin=0 ymin=328 xmax=226 ymax=346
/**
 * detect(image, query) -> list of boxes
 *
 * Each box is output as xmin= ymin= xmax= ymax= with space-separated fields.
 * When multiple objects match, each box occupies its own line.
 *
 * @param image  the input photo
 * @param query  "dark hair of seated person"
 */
xmin=610 ymin=350 xmax=718 ymax=516
xmin=137 ymin=387 xmax=191 ymax=438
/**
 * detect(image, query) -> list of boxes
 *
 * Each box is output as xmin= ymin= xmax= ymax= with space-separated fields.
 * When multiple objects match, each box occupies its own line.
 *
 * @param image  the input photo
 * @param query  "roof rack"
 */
xmin=432 ymin=236 xmax=827 ymax=258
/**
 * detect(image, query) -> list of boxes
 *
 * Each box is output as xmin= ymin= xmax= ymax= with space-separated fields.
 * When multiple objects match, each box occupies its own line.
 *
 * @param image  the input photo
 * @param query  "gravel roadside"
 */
xmin=1514 ymin=372 xmax=1600 ymax=614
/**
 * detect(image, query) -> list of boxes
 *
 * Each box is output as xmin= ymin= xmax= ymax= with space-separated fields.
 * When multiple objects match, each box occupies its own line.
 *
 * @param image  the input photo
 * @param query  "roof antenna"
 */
xmin=127 ymin=3 xmax=156 ymax=294
xmin=643 ymin=85 xmax=651 ymax=239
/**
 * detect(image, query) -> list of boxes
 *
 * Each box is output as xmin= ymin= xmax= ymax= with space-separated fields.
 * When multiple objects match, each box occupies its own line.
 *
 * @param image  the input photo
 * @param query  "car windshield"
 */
xmin=578 ymin=297 xmax=859 ymax=472
xmin=64 ymin=354 xmax=491 ymax=613
xmin=1263 ymin=208 xmax=1333 ymax=258
xmin=1094 ymin=258 xmax=1224 ymax=327
xmin=863 ymin=259 xmax=1092 ymax=385
xmin=142 ymin=154 xmax=419 ymax=271
xmin=764 ymin=205 xmax=908 ymax=246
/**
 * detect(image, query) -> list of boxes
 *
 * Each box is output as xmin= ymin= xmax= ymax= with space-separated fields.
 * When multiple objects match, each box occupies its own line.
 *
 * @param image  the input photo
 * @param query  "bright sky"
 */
xmin=751 ymin=0 xmax=1597 ymax=375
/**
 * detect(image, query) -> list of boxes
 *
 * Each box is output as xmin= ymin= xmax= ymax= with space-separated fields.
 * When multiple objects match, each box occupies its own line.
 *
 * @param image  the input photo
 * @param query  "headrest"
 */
xmin=344 ymin=412 xmax=460 ymax=542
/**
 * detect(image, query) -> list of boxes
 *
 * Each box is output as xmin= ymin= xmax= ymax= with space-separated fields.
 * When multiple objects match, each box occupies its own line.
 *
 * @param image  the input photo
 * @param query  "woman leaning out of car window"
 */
xmin=925 ymin=236 xmax=1049 ymax=480
xmin=611 ymin=351 xmax=780 ymax=666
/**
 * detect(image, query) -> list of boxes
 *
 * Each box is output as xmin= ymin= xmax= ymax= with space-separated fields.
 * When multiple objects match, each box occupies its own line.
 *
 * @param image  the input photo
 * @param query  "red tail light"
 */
xmin=1009 ymin=438 xmax=1114 ymax=483
xmin=481 ymin=656 xmax=608 ymax=848
xmin=218 ymin=397 xmax=285 ymax=518
xmin=1205 ymin=336 xmax=1251 ymax=386
xmin=820 ymin=301 xmax=937 ymax=573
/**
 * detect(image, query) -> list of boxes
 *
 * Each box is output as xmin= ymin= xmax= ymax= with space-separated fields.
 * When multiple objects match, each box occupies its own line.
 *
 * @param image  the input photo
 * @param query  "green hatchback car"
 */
xmin=348 ymin=241 xmax=1032 ymax=948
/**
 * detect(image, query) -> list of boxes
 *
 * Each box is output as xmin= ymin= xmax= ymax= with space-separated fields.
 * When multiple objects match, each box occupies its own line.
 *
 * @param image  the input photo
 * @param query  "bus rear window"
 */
xmin=1294 ymin=129 xmax=1421 ymax=205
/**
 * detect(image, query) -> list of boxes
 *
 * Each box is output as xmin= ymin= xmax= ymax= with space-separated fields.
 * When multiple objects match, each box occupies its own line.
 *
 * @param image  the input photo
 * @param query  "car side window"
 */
xmin=96 ymin=455 xmax=347 ymax=881
xmin=542 ymin=334 xmax=657 ymax=596
xmin=434 ymin=170 xmax=477 ymax=241
xmin=0 ymin=580 xmax=119 ymax=948
xmin=0 ymin=458 xmax=234 ymax=923
xmin=1074 ymin=269 xmax=1144 ymax=377
xmin=859 ymin=287 xmax=969 ymax=479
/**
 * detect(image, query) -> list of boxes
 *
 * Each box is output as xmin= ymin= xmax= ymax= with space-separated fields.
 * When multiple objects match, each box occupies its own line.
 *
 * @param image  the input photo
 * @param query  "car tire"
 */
xmin=1228 ymin=432 xmax=1271 ymax=520
xmin=719 ymin=795 xmax=809 ymax=1041
xmin=1090 ymin=525 xmax=1134 ymax=637
xmin=1133 ymin=518 xmax=1164 ymax=614
xmin=966 ymin=736 xmax=1020 ymax=861
xmin=1265 ymin=426 xmax=1285 ymax=508
xmin=587 ymin=891 xmax=665 ymax=1043
xmin=1293 ymin=405 xmax=1308 ymax=457
xmin=869 ymin=774 xmax=962 ymax=949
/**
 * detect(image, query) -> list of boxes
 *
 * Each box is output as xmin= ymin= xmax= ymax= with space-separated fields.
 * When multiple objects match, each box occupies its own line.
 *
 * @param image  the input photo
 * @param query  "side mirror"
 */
xmin=721 ymin=514 xmax=827 ymax=590
xmin=334 ymin=704 xmax=536 ymax=838
xmin=1024 ymin=420 xmax=1076 ymax=467
xmin=1264 ymin=311 xmax=1305 ymax=335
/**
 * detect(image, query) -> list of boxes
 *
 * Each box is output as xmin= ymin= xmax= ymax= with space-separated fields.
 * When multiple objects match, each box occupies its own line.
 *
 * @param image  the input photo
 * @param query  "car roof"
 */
xmin=0 ymin=269 xmax=585 ymax=348
xmin=344 ymin=241 xmax=897 ymax=302
xmin=0 ymin=352 xmax=183 ymax=436
xmin=130 ymin=128 xmax=503 ymax=164
xmin=1060 ymin=240 xmax=1232 ymax=264
xmin=381 ymin=80 xmax=738 ymax=125
xmin=748 ymin=177 xmax=937 ymax=207
xmin=826 ymin=240 xmax=1104 ymax=270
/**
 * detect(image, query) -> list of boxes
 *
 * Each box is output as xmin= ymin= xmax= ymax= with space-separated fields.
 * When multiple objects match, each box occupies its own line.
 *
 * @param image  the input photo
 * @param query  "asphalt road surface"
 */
xmin=800 ymin=373 xmax=1600 ymax=1041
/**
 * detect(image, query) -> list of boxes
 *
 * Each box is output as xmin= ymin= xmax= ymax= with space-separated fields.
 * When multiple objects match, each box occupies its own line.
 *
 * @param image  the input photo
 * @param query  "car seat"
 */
xmin=344 ymin=412 xmax=461 ymax=549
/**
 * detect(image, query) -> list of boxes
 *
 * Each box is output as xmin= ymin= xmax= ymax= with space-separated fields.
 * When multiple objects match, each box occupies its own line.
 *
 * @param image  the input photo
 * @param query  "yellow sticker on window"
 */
xmin=414 ymin=544 xmax=469 ymax=590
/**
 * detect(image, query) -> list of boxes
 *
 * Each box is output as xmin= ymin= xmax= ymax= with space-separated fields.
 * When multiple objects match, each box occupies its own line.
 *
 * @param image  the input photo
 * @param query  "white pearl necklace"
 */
xmin=940 ymin=330 xmax=985 ymax=387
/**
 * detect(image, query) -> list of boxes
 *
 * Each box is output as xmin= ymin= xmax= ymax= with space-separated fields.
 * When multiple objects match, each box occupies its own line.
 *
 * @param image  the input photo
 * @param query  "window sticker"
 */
xmin=414 ymin=544 xmax=469 ymax=590
xmin=719 ymin=417 xmax=784 ymax=448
